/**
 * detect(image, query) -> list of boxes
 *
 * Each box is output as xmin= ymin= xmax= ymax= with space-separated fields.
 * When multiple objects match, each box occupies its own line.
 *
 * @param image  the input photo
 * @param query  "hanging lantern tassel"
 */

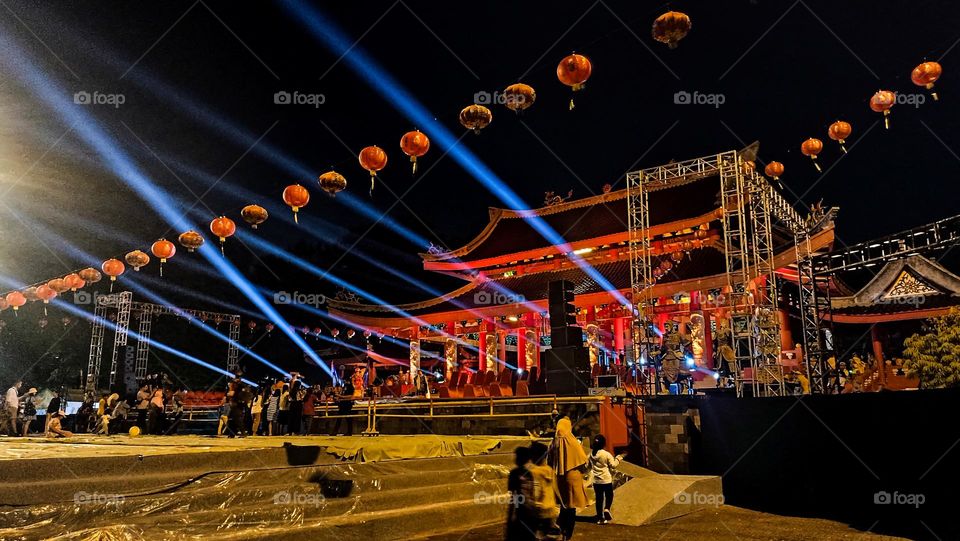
xmin=219 ymin=237 xmax=226 ymax=256
xmin=838 ymin=139 xmax=847 ymax=154
xmin=809 ymin=155 xmax=821 ymax=172
xmin=292 ymin=207 xmax=299 ymax=224
xmin=883 ymin=109 xmax=890 ymax=130
xmin=410 ymin=156 xmax=418 ymax=175
xmin=159 ymin=258 xmax=165 ymax=278
xmin=109 ymin=276 xmax=116 ymax=292
xmin=370 ymin=171 xmax=376 ymax=196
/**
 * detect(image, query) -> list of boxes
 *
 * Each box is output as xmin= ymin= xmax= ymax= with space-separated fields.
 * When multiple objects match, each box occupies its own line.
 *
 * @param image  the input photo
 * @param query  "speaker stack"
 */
xmin=544 ymin=279 xmax=590 ymax=396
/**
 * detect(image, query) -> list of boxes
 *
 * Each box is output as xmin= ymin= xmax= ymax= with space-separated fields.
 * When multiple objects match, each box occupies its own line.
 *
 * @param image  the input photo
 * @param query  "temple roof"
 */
xmin=421 ymin=177 xmax=722 ymax=267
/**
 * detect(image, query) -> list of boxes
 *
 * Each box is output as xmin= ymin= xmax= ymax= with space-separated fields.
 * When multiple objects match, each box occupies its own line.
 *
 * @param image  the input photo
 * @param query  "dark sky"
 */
xmin=2 ymin=0 xmax=960 ymax=313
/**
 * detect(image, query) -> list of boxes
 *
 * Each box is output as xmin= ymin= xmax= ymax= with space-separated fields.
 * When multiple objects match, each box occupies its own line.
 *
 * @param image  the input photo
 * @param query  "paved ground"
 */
xmin=420 ymin=506 xmax=910 ymax=541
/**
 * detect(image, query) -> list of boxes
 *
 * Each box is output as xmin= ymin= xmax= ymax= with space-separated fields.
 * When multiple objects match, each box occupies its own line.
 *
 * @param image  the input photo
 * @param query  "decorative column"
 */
xmin=614 ymin=317 xmax=625 ymax=365
xmin=531 ymin=313 xmax=541 ymax=369
xmin=498 ymin=328 xmax=507 ymax=372
xmin=779 ymin=309 xmax=793 ymax=352
xmin=516 ymin=324 xmax=526 ymax=372
xmin=478 ymin=320 xmax=487 ymax=373
xmin=409 ymin=326 xmax=421 ymax=375
xmin=702 ymin=310 xmax=714 ymax=370
xmin=586 ymin=306 xmax=599 ymax=368
xmin=444 ymin=320 xmax=457 ymax=382
xmin=871 ymin=325 xmax=886 ymax=386
xmin=484 ymin=320 xmax=497 ymax=374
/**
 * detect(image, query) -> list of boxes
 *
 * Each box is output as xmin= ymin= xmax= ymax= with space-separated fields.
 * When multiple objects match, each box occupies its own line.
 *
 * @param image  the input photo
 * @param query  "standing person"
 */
xmin=588 ymin=435 xmax=624 ymax=524
xmin=550 ymin=416 xmax=589 ymax=541
xmin=19 ymin=388 xmax=38 ymax=437
xmin=135 ymin=384 xmax=150 ymax=429
xmin=332 ymin=382 xmax=354 ymax=436
xmin=505 ymin=446 xmax=534 ymax=541
xmin=4 ymin=380 xmax=23 ymax=436
xmin=147 ymin=388 xmax=165 ymax=435
xmin=525 ymin=442 xmax=560 ymax=538
xmin=277 ymin=384 xmax=290 ymax=435
xmin=265 ymin=388 xmax=280 ymax=436
xmin=250 ymin=389 xmax=264 ymax=436
xmin=45 ymin=390 xmax=63 ymax=433
xmin=287 ymin=373 xmax=303 ymax=436
xmin=301 ymin=385 xmax=317 ymax=435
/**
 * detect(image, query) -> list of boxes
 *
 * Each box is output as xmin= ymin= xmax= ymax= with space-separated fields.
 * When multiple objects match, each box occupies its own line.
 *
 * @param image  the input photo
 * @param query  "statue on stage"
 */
xmin=658 ymin=320 xmax=692 ymax=394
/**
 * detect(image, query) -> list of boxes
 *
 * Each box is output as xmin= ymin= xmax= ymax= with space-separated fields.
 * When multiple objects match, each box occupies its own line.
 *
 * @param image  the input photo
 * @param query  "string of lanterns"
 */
xmin=764 ymin=60 xmax=943 ymax=183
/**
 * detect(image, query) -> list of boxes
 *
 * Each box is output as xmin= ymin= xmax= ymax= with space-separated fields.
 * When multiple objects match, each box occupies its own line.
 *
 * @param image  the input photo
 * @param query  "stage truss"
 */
xmin=800 ymin=213 xmax=960 ymax=393
xmin=627 ymin=150 xmax=809 ymax=397
xmin=86 ymin=292 xmax=241 ymax=390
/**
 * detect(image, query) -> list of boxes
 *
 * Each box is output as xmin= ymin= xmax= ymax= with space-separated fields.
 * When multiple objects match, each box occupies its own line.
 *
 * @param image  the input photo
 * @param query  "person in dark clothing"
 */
xmin=287 ymin=373 xmax=303 ymax=435
xmin=332 ymin=383 xmax=354 ymax=436
xmin=45 ymin=390 xmax=62 ymax=433
xmin=506 ymin=446 xmax=535 ymax=541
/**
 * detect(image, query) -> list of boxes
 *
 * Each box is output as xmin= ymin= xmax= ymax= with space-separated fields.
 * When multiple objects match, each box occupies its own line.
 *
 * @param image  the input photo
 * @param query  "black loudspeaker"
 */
xmin=548 ymin=280 xmax=577 ymax=327
xmin=543 ymin=347 xmax=590 ymax=396
xmin=550 ymin=325 xmax=583 ymax=348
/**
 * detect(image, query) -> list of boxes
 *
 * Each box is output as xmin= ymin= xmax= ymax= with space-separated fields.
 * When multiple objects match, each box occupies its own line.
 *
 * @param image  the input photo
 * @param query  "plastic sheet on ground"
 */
xmin=0 ymin=453 xmax=514 ymax=541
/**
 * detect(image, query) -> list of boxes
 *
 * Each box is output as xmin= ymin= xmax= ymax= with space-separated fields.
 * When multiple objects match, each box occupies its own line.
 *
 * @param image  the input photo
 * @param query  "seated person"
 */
xmin=46 ymin=411 xmax=74 ymax=438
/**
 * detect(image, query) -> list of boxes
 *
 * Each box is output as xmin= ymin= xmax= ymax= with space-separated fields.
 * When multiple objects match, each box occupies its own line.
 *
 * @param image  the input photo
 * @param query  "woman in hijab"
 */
xmin=549 ymin=415 xmax=588 ymax=540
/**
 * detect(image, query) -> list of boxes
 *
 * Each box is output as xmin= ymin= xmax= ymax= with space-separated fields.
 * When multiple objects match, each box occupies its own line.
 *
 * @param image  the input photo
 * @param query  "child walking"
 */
xmin=588 ymin=434 xmax=624 ymax=524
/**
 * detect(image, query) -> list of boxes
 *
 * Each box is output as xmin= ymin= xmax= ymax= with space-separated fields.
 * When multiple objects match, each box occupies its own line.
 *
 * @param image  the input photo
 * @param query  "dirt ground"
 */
xmin=420 ymin=506 xmax=911 ymax=541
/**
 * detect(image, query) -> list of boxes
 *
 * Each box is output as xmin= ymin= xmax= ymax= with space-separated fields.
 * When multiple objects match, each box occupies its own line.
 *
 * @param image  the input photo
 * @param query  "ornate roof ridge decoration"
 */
xmin=832 ymin=255 xmax=960 ymax=309
xmin=324 ymin=279 xmax=484 ymax=314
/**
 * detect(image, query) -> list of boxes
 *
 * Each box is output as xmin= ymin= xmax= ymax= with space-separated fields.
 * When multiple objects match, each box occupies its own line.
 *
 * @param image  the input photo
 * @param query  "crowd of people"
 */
xmin=505 ymin=416 xmax=625 ymax=541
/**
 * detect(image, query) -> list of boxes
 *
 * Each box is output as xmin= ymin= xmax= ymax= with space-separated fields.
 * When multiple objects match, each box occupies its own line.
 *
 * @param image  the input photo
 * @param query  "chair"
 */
xmin=515 ymin=380 xmax=530 ymax=397
xmin=483 ymin=370 xmax=497 ymax=387
xmin=488 ymin=384 xmax=503 ymax=397
xmin=437 ymin=386 xmax=451 ymax=398
xmin=497 ymin=370 xmax=514 ymax=396
xmin=462 ymin=384 xmax=478 ymax=398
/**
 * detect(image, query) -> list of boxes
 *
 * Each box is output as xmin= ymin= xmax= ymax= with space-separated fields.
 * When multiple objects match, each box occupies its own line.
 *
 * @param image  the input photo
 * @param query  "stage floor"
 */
xmin=0 ymin=433 xmax=530 ymax=462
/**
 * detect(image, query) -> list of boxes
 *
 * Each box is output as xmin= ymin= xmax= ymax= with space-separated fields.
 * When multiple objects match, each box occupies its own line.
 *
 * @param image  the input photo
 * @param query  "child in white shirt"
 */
xmin=588 ymin=434 xmax=624 ymax=524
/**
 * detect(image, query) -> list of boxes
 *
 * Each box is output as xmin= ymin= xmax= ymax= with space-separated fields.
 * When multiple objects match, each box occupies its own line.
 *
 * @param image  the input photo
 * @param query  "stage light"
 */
xmin=572 ymin=248 xmax=594 ymax=255
xmin=713 ymin=372 xmax=721 ymax=379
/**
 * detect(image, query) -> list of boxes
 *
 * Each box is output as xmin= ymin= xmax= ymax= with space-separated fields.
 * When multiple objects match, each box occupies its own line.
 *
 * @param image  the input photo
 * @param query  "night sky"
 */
xmin=1 ymin=1 xmax=959 ymax=382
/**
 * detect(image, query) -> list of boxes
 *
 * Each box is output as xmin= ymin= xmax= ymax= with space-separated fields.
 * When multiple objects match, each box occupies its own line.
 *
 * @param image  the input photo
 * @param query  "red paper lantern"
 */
xmin=210 ymin=216 xmax=236 ymax=254
xmin=283 ymin=184 xmax=310 ymax=223
xmin=125 ymin=250 xmax=150 ymax=271
xmin=459 ymin=104 xmax=493 ymax=133
xmin=557 ymin=53 xmax=592 ymax=109
xmin=79 ymin=268 xmax=102 ymax=284
xmin=503 ymin=83 xmax=536 ymax=113
xmin=827 ymin=121 xmax=852 ymax=153
xmin=47 ymin=278 xmax=69 ymax=294
xmin=652 ymin=11 xmax=692 ymax=49
xmin=151 ymin=239 xmax=176 ymax=277
xmin=800 ymin=138 xmax=824 ymax=172
xmin=319 ymin=171 xmax=348 ymax=197
xmin=764 ymin=161 xmax=784 ymax=180
xmin=63 ymin=273 xmax=85 ymax=291
xmin=359 ymin=146 xmax=388 ymax=193
xmin=870 ymin=90 xmax=895 ymax=129
xmin=5 ymin=291 xmax=26 ymax=311
xmin=911 ymin=61 xmax=942 ymax=100
xmin=102 ymin=258 xmax=125 ymax=291
xmin=178 ymin=230 xmax=205 ymax=252
xmin=36 ymin=284 xmax=57 ymax=303
xmin=241 ymin=205 xmax=268 ymax=229
xmin=400 ymin=129 xmax=430 ymax=174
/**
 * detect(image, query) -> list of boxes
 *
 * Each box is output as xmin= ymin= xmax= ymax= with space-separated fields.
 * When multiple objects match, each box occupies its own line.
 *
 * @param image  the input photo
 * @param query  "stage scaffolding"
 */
xmin=86 ymin=292 xmax=241 ymax=390
xmin=626 ymin=150 xmax=809 ymax=397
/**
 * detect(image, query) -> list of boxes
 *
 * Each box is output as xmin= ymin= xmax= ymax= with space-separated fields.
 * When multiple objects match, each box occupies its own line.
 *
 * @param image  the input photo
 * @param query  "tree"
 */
xmin=903 ymin=308 xmax=960 ymax=389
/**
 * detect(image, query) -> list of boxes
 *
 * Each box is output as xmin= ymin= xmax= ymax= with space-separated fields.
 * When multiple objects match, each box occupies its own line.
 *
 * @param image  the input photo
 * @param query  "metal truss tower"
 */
xmin=107 ymin=291 xmax=133 ymax=387
xmin=88 ymin=292 xmax=242 ymax=390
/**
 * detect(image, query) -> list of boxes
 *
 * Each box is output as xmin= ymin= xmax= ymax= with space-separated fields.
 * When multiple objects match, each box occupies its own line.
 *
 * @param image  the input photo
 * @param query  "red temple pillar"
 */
xmin=478 ymin=321 xmax=487 ymax=373
xmin=702 ymin=310 xmax=714 ymax=370
xmin=779 ymin=309 xmax=793 ymax=351
xmin=516 ymin=324 xmax=526 ymax=371
xmin=498 ymin=329 xmax=507 ymax=372
xmin=446 ymin=320 xmax=457 ymax=381
xmin=872 ymin=325 xmax=886 ymax=386
xmin=614 ymin=317 xmax=625 ymax=364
